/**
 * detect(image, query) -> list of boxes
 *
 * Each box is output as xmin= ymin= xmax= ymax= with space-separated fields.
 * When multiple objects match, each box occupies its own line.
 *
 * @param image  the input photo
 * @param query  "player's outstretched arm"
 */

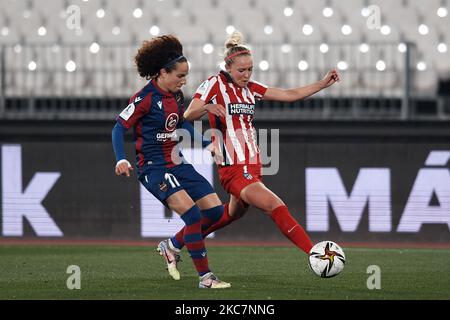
xmin=263 ymin=69 xmax=340 ymax=103
xmin=184 ymin=98 xmax=226 ymax=121
xmin=112 ymin=122 xmax=133 ymax=177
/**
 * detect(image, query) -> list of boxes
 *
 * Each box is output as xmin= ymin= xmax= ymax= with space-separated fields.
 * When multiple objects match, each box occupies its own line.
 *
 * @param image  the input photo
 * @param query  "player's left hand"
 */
xmin=320 ymin=69 xmax=340 ymax=88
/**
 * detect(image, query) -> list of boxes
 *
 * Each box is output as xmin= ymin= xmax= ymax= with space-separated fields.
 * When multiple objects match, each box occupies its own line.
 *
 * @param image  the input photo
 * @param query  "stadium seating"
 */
xmin=0 ymin=0 xmax=448 ymax=119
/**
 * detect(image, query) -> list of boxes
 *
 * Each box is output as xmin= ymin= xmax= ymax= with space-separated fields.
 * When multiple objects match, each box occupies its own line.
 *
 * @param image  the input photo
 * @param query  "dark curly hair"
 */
xmin=134 ymin=35 xmax=187 ymax=80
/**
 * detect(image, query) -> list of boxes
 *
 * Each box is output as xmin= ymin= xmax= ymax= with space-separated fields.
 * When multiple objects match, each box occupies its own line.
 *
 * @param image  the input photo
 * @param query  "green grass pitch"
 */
xmin=1 ymin=245 xmax=449 ymax=300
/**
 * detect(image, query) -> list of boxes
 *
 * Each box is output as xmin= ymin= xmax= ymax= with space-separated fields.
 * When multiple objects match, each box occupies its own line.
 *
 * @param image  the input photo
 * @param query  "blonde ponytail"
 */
xmin=225 ymin=30 xmax=245 ymax=49
xmin=223 ymin=30 xmax=251 ymax=66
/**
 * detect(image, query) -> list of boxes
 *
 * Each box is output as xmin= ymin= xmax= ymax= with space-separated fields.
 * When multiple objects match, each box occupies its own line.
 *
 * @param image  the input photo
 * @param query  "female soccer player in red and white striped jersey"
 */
xmin=179 ymin=30 xmax=340 ymax=254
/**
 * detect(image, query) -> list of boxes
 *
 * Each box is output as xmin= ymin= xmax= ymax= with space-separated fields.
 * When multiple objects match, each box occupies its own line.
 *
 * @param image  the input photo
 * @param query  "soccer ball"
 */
xmin=308 ymin=241 xmax=346 ymax=278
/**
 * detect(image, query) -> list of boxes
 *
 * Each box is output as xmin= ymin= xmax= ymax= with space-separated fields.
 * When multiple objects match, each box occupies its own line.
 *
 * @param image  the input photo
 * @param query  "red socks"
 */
xmin=202 ymin=203 xmax=235 ymax=235
xmin=270 ymin=205 xmax=313 ymax=254
xmin=179 ymin=205 xmax=210 ymax=276
xmin=173 ymin=203 xmax=238 ymax=249
xmin=174 ymin=204 xmax=313 ymax=256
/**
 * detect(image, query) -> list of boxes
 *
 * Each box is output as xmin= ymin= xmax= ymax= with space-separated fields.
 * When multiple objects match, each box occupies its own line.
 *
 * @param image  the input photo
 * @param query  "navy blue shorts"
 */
xmin=139 ymin=163 xmax=215 ymax=207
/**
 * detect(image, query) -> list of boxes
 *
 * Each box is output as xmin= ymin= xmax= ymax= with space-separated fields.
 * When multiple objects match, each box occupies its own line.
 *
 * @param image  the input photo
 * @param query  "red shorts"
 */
xmin=218 ymin=164 xmax=262 ymax=207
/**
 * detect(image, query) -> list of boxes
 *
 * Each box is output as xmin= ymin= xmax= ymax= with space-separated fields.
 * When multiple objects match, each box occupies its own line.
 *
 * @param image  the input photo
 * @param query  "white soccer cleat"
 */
xmin=198 ymin=272 xmax=231 ymax=289
xmin=157 ymin=239 xmax=181 ymax=280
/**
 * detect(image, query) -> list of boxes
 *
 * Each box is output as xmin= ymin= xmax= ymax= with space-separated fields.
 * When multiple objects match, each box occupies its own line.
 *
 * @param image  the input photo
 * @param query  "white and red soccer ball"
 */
xmin=308 ymin=241 xmax=346 ymax=278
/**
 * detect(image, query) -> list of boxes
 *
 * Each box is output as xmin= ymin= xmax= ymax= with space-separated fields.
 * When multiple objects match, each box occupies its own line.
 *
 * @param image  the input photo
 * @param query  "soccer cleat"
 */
xmin=198 ymin=272 xmax=231 ymax=289
xmin=157 ymin=239 xmax=182 ymax=280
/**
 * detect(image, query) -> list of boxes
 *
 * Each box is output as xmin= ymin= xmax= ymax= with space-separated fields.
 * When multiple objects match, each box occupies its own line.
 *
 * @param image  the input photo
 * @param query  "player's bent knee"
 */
xmin=270 ymin=198 xmax=285 ymax=211
xmin=245 ymin=190 xmax=285 ymax=213
xmin=258 ymin=198 xmax=285 ymax=214
xmin=167 ymin=190 xmax=196 ymax=215
xmin=196 ymin=193 xmax=222 ymax=210
xmin=228 ymin=197 xmax=249 ymax=218
xmin=231 ymin=206 xmax=248 ymax=219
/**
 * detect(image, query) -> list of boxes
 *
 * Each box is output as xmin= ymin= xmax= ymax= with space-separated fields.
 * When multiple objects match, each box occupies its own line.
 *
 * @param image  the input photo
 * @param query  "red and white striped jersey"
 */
xmin=193 ymin=70 xmax=268 ymax=166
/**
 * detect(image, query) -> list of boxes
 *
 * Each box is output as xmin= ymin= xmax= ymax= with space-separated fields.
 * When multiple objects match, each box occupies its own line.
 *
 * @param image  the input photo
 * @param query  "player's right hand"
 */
xmin=204 ymin=104 xmax=226 ymax=117
xmin=115 ymin=159 xmax=133 ymax=177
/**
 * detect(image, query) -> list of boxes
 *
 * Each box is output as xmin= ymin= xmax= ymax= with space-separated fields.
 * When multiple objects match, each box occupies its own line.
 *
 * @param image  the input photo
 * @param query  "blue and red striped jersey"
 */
xmin=116 ymin=79 xmax=185 ymax=171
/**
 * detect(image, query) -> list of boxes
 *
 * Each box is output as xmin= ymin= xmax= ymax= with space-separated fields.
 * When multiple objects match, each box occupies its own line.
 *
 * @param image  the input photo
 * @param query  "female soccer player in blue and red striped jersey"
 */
xmin=111 ymin=35 xmax=232 ymax=289
xmin=175 ymin=30 xmax=340 ymax=255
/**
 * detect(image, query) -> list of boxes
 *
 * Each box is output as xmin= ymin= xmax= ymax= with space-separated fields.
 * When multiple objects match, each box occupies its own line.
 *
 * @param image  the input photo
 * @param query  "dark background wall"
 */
xmin=1 ymin=120 xmax=449 ymax=243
